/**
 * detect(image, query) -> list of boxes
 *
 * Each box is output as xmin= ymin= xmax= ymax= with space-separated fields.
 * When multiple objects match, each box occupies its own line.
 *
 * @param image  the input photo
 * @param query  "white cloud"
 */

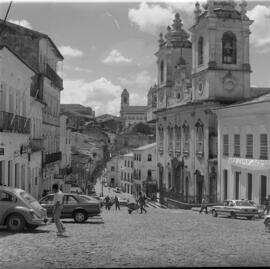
xmin=118 ymin=71 xmax=155 ymax=86
xmin=247 ymin=5 xmax=270 ymax=52
xmin=64 ymin=65 xmax=92 ymax=73
xmin=9 ymin=19 xmax=32 ymax=29
xmin=58 ymin=46 xmax=83 ymax=58
xmin=61 ymin=77 xmax=122 ymax=116
xmin=128 ymin=2 xmax=174 ymax=35
xmin=103 ymin=49 xmax=132 ymax=64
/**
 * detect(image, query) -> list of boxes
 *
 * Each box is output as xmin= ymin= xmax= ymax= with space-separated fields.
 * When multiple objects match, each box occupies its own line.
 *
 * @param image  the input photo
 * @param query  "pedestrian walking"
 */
xmin=52 ymin=183 xmax=66 ymax=236
xmin=138 ymin=191 xmax=147 ymax=214
xmin=115 ymin=195 xmax=120 ymax=210
xmin=105 ymin=195 xmax=111 ymax=210
xmin=199 ymin=196 xmax=208 ymax=214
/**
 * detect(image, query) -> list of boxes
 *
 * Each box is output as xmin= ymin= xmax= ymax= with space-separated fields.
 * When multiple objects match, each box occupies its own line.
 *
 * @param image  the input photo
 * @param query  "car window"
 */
xmin=0 ymin=191 xmax=15 ymax=202
xmin=236 ymin=201 xmax=252 ymax=206
xmin=40 ymin=195 xmax=54 ymax=204
xmin=66 ymin=196 xmax=78 ymax=204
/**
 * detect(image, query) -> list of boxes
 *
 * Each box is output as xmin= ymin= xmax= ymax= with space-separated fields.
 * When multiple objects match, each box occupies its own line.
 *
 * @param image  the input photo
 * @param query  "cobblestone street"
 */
xmin=1 ymin=206 xmax=270 ymax=268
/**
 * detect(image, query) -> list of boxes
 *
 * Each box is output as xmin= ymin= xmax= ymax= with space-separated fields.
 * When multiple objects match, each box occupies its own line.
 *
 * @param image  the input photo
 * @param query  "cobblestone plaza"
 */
xmin=1 ymin=206 xmax=270 ymax=268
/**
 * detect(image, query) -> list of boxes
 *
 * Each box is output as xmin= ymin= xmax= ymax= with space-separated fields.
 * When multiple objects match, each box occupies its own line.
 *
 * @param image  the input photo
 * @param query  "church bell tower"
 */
xmin=189 ymin=0 xmax=253 ymax=102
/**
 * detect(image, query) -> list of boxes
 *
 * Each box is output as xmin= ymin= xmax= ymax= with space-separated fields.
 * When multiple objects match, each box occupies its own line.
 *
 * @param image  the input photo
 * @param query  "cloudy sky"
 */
xmin=0 ymin=0 xmax=270 ymax=116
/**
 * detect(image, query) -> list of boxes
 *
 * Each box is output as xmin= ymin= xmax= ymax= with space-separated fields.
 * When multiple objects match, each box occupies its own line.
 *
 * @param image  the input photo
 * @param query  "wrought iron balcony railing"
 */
xmin=0 ymin=111 xmax=30 ymax=134
xmin=45 ymin=64 xmax=63 ymax=90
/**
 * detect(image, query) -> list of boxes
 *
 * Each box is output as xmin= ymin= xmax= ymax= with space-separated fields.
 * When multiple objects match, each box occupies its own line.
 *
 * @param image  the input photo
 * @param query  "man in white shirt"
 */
xmin=52 ymin=183 xmax=66 ymax=236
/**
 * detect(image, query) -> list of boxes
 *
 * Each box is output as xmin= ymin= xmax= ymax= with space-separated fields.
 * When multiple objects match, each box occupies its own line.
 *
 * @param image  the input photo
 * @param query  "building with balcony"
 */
xmin=0 ymin=20 xmax=64 ymax=193
xmin=28 ymin=92 xmax=44 ymax=199
xmin=0 ymin=45 xmax=34 ymax=190
xmin=133 ymin=143 xmax=157 ymax=198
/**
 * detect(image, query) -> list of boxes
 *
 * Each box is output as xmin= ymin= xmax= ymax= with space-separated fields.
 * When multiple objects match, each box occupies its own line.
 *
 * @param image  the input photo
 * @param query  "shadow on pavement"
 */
xmin=0 ymin=227 xmax=51 ymax=238
xmin=62 ymin=220 xmax=104 ymax=224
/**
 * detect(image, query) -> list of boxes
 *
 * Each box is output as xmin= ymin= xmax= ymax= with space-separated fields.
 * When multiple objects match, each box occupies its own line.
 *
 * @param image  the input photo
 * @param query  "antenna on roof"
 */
xmin=3 ymin=1 xmax=12 ymax=25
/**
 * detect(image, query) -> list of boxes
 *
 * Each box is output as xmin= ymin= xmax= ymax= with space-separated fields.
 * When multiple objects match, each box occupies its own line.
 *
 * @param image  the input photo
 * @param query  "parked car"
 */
xmin=264 ymin=214 xmax=270 ymax=231
xmin=248 ymin=200 xmax=264 ymax=218
xmin=113 ymin=188 xmax=121 ymax=194
xmin=80 ymin=195 xmax=103 ymax=207
xmin=211 ymin=200 xmax=258 ymax=220
xmin=118 ymin=196 xmax=128 ymax=206
xmin=0 ymin=186 xmax=49 ymax=232
xmin=39 ymin=193 xmax=101 ymax=223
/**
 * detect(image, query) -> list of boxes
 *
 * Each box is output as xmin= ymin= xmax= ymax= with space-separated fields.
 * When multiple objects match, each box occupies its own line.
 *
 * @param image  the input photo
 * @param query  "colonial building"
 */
xmin=120 ymin=88 xmax=147 ymax=127
xmin=133 ymin=143 xmax=157 ymax=198
xmin=0 ymin=45 xmax=34 ymax=191
xmin=0 ymin=20 xmax=64 ymax=193
xmin=150 ymin=1 xmax=256 ymax=206
xmin=57 ymin=115 xmax=72 ymax=192
xmin=106 ymin=156 xmax=120 ymax=188
xmin=216 ymin=94 xmax=270 ymax=205
xmin=119 ymin=152 xmax=134 ymax=194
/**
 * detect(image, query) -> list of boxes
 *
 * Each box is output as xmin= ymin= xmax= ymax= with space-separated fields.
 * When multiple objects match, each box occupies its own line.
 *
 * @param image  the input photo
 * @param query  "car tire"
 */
xmin=212 ymin=210 xmax=218 ymax=217
xmin=6 ymin=214 xmax=26 ymax=232
xmin=230 ymin=212 xmax=236 ymax=219
xmin=265 ymin=218 xmax=270 ymax=229
xmin=74 ymin=210 xmax=87 ymax=223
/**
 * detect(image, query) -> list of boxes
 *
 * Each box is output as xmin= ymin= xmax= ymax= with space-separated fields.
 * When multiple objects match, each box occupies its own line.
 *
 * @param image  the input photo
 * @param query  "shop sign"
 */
xmin=228 ymin=157 xmax=270 ymax=171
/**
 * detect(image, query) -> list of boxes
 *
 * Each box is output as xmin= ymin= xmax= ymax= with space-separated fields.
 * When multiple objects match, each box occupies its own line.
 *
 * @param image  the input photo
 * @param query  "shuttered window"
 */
xmin=234 ymin=134 xmax=240 ymax=157
xmin=223 ymin=134 xmax=229 ymax=156
xmin=260 ymin=134 xmax=268 ymax=160
xmin=246 ymin=134 xmax=253 ymax=158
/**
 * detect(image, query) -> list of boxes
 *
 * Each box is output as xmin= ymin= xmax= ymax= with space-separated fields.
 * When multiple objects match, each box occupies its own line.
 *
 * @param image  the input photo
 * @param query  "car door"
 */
xmin=39 ymin=195 xmax=54 ymax=217
xmin=62 ymin=195 xmax=79 ymax=218
xmin=218 ymin=201 xmax=229 ymax=216
xmin=0 ymin=191 xmax=16 ymax=224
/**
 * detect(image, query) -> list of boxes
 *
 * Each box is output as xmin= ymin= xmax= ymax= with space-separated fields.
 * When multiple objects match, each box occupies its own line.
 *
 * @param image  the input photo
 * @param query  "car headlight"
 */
xmin=29 ymin=210 xmax=41 ymax=219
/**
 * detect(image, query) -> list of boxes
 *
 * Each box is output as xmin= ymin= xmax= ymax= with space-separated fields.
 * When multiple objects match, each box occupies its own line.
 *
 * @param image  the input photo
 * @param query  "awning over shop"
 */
xmin=228 ymin=157 xmax=270 ymax=171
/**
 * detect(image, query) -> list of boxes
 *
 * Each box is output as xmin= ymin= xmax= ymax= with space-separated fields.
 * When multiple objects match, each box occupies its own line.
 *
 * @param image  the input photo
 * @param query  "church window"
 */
xmin=160 ymin=60 xmax=164 ymax=84
xmin=195 ymin=120 xmax=204 ymax=156
xmin=175 ymin=125 xmax=181 ymax=153
xmin=182 ymin=121 xmax=190 ymax=156
xmin=198 ymin=37 xmax=203 ymax=65
xmin=168 ymin=125 xmax=173 ymax=153
xmin=222 ymin=32 xmax=237 ymax=64
xmin=158 ymin=125 xmax=164 ymax=154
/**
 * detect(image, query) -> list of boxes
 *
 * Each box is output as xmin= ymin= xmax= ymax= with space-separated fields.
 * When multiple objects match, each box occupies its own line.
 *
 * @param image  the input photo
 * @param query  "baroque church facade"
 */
xmin=148 ymin=0 xmax=256 ymax=206
xmin=120 ymin=88 xmax=147 ymax=127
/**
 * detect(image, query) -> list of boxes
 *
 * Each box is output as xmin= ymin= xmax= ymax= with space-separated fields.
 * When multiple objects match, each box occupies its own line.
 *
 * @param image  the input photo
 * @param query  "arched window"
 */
xmin=148 ymin=154 xmax=152 ymax=161
xmin=160 ymin=60 xmax=164 ymax=84
xmin=182 ymin=121 xmax=190 ymax=155
xmin=222 ymin=32 xmax=236 ymax=64
xmin=195 ymin=120 xmax=204 ymax=156
xmin=198 ymin=37 xmax=203 ymax=65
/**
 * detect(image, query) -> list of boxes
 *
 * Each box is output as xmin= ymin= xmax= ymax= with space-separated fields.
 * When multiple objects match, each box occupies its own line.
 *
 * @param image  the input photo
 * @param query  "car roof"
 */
xmin=0 ymin=186 xmax=24 ymax=194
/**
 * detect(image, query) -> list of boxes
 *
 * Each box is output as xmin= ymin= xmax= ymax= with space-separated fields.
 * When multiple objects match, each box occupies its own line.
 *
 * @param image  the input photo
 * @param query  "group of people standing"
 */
xmin=104 ymin=195 xmax=121 ymax=210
